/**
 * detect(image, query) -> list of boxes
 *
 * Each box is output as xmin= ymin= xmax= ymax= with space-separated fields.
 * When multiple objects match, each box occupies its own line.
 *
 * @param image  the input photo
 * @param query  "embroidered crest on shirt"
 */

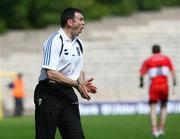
xmin=64 ymin=49 xmax=69 ymax=55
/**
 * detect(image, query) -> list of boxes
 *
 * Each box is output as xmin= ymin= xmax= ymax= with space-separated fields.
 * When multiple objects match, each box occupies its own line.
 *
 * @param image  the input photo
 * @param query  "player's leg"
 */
xmin=19 ymin=98 xmax=23 ymax=116
xmin=58 ymin=97 xmax=85 ymax=139
xmin=149 ymin=84 xmax=159 ymax=137
xmin=16 ymin=98 xmax=23 ymax=116
xmin=35 ymin=107 xmax=58 ymax=139
xmin=34 ymin=83 xmax=61 ymax=139
xmin=158 ymin=83 xmax=168 ymax=136
xmin=14 ymin=97 xmax=18 ymax=116
xmin=150 ymin=103 xmax=159 ymax=137
xmin=54 ymin=86 xmax=85 ymax=139
xmin=159 ymin=102 xmax=167 ymax=136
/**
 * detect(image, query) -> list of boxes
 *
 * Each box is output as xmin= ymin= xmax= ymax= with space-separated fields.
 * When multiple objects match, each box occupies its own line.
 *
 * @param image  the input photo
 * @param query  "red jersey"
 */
xmin=140 ymin=53 xmax=174 ymax=85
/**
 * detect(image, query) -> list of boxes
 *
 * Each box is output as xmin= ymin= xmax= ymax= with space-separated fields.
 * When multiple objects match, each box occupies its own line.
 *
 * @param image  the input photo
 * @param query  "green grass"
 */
xmin=0 ymin=114 xmax=179 ymax=139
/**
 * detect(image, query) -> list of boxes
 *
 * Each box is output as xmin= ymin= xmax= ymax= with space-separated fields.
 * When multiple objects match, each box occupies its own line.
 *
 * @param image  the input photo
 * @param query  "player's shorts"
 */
xmin=149 ymin=83 xmax=168 ymax=104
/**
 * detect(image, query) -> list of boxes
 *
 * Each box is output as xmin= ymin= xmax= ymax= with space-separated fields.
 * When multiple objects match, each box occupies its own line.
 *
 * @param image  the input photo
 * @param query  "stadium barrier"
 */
xmin=79 ymin=100 xmax=180 ymax=116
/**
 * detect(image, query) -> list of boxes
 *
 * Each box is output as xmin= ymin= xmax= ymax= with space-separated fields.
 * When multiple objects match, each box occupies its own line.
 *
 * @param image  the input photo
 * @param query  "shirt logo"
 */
xmin=38 ymin=98 xmax=42 ymax=106
xmin=64 ymin=49 xmax=69 ymax=55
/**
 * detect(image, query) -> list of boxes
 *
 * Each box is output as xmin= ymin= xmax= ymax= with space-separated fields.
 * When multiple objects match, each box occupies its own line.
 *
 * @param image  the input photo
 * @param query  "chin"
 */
xmin=77 ymin=32 xmax=81 ymax=36
xmin=74 ymin=33 xmax=79 ymax=37
xmin=79 ymin=30 xmax=83 ymax=34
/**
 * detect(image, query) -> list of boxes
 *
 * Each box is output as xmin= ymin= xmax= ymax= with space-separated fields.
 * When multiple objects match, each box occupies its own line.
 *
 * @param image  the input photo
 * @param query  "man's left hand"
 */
xmin=85 ymin=77 xmax=97 ymax=94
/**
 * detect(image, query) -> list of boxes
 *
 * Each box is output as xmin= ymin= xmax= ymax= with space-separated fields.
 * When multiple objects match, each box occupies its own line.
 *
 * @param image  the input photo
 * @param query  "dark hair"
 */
xmin=60 ymin=7 xmax=83 ymax=28
xmin=152 ymin=44 xmax=161 ymax=53
xmin=17 ymin=73 xmax=23 ymax=79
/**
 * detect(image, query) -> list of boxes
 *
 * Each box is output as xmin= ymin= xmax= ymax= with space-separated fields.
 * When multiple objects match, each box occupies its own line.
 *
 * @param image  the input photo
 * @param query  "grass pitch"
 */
xmin=0 ymin=114 xmax=179 ymax=139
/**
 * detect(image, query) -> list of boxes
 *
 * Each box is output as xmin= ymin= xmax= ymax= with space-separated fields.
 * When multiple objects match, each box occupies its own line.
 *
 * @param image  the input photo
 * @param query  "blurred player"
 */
xmin=139 ymin=44 xmax=176 ymax=137
xmin=9 ymin=73 xmax=25 ymax=116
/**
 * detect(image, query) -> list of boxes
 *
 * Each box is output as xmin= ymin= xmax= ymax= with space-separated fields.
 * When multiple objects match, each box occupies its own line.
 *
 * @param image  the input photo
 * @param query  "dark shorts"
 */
xmin=34 ymin=81 xmax=85 ymax=139
xmin=149 ymin=83 xmax=168 ymax=104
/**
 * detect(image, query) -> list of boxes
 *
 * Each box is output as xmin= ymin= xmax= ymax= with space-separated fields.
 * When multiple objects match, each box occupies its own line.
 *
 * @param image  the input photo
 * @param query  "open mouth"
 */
xmin=79 ymin=27 xmax=84 ymax=32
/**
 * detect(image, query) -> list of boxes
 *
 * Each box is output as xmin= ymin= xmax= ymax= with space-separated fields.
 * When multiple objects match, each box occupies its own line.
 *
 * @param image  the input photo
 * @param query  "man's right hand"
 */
xmin=139 ymin=76 xmax=144 ymax=88
xmin=77 ymin=82 xmax=91 ymax=101
xmin=139 ymin=83 xmax=143 ymax=88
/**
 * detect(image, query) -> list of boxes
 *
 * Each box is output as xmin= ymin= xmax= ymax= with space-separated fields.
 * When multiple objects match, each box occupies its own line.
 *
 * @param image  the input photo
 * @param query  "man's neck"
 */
xmin=62 ymin=28 xmax=75 ymax=40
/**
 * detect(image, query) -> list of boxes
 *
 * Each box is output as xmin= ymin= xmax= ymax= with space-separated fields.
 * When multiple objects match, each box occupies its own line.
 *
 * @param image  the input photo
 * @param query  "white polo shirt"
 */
xmin=39 ymin=28 xmax=83 ymax=81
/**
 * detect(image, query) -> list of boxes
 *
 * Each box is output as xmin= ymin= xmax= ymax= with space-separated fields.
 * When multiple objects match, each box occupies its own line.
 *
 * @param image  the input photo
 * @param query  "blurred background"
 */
xmin=0 ymin=0 xmax=180 ymax=118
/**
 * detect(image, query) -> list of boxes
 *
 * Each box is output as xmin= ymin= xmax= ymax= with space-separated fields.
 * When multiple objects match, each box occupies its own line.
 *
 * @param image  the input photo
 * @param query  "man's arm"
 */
xmin=171 ymin=70 xmax=177 ymax=86
xmin=47 ymin=69 xmax=78 ymax=87
xmin=47 ymin=69 xmax=91 ymax=100
xmin=139 ymin=60 xmax=148 ymax=88
xmin=167 ymin=57 xmax=177 ymax=86
xmin=78 ymin=71 xmax=86 ymax=84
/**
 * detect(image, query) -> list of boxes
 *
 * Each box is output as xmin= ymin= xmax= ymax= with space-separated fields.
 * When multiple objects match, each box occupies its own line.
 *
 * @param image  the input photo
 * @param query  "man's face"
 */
xmin=71 ymin=12 xmax=85 ymax=36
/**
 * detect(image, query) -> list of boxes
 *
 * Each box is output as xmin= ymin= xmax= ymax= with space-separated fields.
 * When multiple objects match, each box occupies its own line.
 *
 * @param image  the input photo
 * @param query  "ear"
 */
xmin=67 ymin=19 xmax=73 ymax=27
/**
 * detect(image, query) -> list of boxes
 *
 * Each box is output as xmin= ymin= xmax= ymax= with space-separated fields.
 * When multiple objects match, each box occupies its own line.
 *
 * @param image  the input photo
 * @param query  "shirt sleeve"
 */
xmin=140 ymin=59 xmax=148 ymax=76
xmin=42 ymin=33 xmax=62 ymax=70
xmin=166 ymin=56 xmax=174 ymax=71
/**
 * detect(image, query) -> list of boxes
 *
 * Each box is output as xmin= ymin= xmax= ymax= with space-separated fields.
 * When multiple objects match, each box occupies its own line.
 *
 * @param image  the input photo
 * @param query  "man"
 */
xmin=9 ymin=73 xmax=25 ymax=116
xmin=139 ymin=44 xmax=176 ymax=138
xmin=34 ymin=8 xmax=97 ymax=139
